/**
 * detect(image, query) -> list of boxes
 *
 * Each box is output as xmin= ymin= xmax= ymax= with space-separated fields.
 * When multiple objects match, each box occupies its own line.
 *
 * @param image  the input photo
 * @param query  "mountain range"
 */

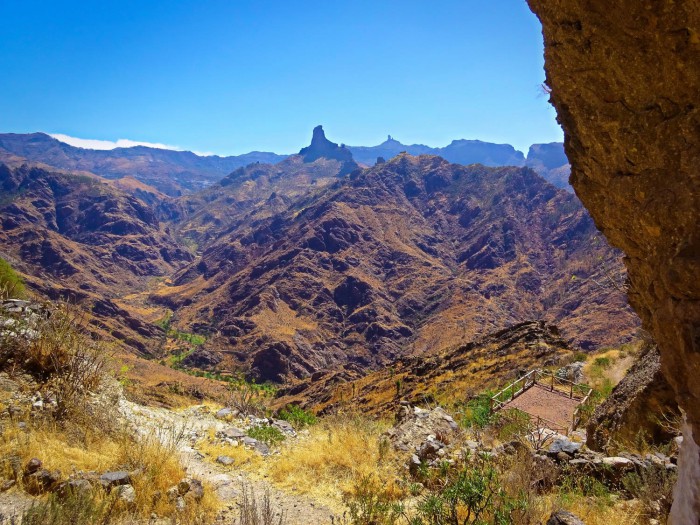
xmin=0 ymin=126 xmax=633 ymax=383
xmin=0 ymin=130 xmax=571 ymax=195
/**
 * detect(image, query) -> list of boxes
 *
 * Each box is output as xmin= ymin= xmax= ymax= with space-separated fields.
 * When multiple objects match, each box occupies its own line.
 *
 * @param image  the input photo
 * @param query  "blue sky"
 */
xmin=0 ymin=0 xmax=562 ymax=156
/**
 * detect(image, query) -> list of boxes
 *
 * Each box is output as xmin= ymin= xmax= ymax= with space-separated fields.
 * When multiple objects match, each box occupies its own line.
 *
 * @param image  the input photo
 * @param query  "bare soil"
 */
xmin=504 ymin=384 xmax=582 ymax=430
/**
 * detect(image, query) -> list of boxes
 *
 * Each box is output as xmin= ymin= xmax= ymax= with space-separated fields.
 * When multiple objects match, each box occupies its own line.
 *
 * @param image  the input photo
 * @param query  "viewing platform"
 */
xmin=490 ymin=369 xmax=593 ymax=436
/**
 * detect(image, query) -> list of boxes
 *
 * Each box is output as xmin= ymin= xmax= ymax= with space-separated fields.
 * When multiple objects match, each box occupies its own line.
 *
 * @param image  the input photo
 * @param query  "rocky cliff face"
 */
xmin=298 ymin=126 xmax=357 ymax=175
xmin=586 ymin=343 xmax=679 ymax=451
xmin=527 ymin=1 xmax=700 ymax=520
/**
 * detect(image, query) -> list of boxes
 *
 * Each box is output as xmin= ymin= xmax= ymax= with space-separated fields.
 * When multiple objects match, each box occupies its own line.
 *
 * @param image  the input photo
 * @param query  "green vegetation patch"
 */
xmin=246 ymin=425 xmax=286 ymax=446
xmin=277 ymin=404 xmax=317 ymax=428
xmin=0 ymin=257 xmax=26 ymax=299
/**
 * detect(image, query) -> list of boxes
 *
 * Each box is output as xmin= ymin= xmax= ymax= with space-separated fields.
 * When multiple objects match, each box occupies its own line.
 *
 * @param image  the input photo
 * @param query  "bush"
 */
xmin=247 ymin=425 xmax=285 ymax=446
xmin=623 ymin=466 xmax=676 ymax=520
xmin=411 ymin=458 xmax=530 ymax=525
xmin=0 ymin=258 xmax=25 ymax=299
xmin=572 ymin=351 xmax=588 ymax=362
xmin=342 ymin=475 xmax=403 ymax=525
xmin=491 ymin=409 xmax=532 ymax=443
xmin=593 ymin=357 xmax=612 ymax=369
xmin=460 ymin=393 xmax=495 ymax=429
xmin=21 ymin=490 xmax=118 ymax=525
xmin=226 ymin=377 xmax=276 ymax=417
xmin=277 ymin=404 xmax=317 ymax=428
xmin=0 ymin=304 xmax=110 ymax=422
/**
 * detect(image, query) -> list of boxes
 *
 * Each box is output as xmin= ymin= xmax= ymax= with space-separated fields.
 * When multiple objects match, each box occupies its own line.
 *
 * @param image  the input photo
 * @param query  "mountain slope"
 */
xmin=0 ymin=162 xmax=193 ymax=354
xmin=526 ymin=142 xmax=571 ymax=189
xmin=0 ymin=133 xmax=287 ymax=195
xmin=274 ymin=320 xmax=574 ymax=415
xmin=154 ymin=154 xmax=637 ymax=382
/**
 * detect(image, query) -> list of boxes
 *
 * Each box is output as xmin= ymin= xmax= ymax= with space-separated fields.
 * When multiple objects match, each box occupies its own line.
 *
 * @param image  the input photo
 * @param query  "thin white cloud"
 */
xmin=51 ymin=133 xmax=184 ymax=152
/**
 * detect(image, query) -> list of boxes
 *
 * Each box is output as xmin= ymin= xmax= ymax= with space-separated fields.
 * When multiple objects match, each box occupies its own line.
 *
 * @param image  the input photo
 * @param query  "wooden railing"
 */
xmin=489 ymin=368 xmax=594 ymax=435
xmin=571 ymin=388 xmax=594 ymax=430
xmin=489 ymin=369 xmax=537 ymax=412
xmin=531 ymin=369 xmax=592 ymax=402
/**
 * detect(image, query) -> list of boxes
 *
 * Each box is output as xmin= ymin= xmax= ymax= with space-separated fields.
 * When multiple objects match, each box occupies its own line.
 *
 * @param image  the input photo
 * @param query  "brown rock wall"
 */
xmin=527 ymin=1 xmax=700 ymax=520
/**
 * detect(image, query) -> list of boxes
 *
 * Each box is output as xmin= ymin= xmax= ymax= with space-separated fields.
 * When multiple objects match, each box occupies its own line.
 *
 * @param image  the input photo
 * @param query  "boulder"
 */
xmin=116 ymin=484 xmax=136 ymax=505
xmin=24 ymin=458 xmax=42 ymax=475
xmin=177 ymin=478 xmax=204 ymax=502
xmin=55 ymin=479 xmax=93 ymax=499
xmin=547 ymin=438 xmax=582 ymax=457
xmin=216 ymin=455 xmax=235 ymax=466
xmin=218 ymin=426 xmax=246 ymax=440
xmin=100 ymin=471 xmax=131 ymax=489
xmin=383 ymin=404 xmax=459 ymax=455
xmin=546 ymin=509 xmax=586 ymax=525
xmin=272 ymin=419 xmax=296 ymax=436
xmin=25 ymin=468 xmax=61 ymax=494
xmin=215 ymin=407 xmax=235 ymax=420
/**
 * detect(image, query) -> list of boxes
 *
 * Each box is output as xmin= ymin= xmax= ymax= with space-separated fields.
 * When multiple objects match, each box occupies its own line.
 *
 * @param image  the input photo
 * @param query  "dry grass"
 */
xmin=0 ymin=420 xmax=121 ymax=477
xmin=260 ymin=413 xmax=403 ymax=509
xmin=0 ymin=303 xmax=219 ymax=523
xmin=198 ymin=428 xmax=263 ymax=470
xmin=0 ymin=418 xmax=219 ymax=522
xmin=539 ymin=495 xmax=641 ymax=525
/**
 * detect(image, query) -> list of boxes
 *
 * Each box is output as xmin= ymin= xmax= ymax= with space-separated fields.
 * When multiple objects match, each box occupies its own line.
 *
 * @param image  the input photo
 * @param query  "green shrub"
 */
xmin=343 ymin=475 xmax=403 ymax=525
xmin=247 ymin=425 xmax=286 ymax=446
xmin=0 ymin=257 xmax=25 ymax=299
xmin=460 ymin=392 xmax=495 ymax=429
xmin=277 ymin=404 xmax=317 ymax=428
xmin=593 ymin=356 xmax=612 ymax=369
xmin=623 ymin=466 xmax=676 ymax=520
xmin=411 ymin=459 xmax=529 ymax=525
xmin=493 ymin=409 xmax=531 ymax=442
xmin=572 ymin=351 xmax=588 ymax=362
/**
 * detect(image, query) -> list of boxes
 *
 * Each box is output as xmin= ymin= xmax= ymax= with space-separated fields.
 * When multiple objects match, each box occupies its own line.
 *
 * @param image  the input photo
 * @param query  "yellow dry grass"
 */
xmin=259 ymin=413 xmax=403 ymax=509
xmin=250 ymin=299 xmax=318 ymax=339
xmin=538 ymin=494 xmax=641 ymax=525
xmin=0 ymin=418 xmax=219 ymax=521
xmin=197 ymin=428 xmax=263 ymax=470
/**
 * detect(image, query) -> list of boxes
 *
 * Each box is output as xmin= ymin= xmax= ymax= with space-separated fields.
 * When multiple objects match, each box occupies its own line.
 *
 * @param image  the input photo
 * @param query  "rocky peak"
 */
xmin=299 ymin=126 xmax=356 ymax=167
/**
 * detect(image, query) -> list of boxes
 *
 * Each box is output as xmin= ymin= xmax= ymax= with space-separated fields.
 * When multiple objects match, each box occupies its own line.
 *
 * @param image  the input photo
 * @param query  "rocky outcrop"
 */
xmin=586 ymin=343 xmax=679 ymax=451
xmin=527 ymin=1 xmax=700 ymax=520
xmin=298 ymin=126 xmax=357 ymax=175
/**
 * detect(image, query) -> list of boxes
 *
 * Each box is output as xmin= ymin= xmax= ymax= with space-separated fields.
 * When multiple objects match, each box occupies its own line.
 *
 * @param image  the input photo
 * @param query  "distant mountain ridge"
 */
xmin=0 ymin=132 xmax=287 ymax=196
xmin=346 ymin=136 xmax=570 ymax=189
xmin=0 ymin=131 xmax=571 ymax=194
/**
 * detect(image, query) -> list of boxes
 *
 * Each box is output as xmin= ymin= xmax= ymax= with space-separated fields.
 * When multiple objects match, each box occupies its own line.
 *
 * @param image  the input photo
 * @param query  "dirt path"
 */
xmin=119 ymin=400 xmax=337 ymax=525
